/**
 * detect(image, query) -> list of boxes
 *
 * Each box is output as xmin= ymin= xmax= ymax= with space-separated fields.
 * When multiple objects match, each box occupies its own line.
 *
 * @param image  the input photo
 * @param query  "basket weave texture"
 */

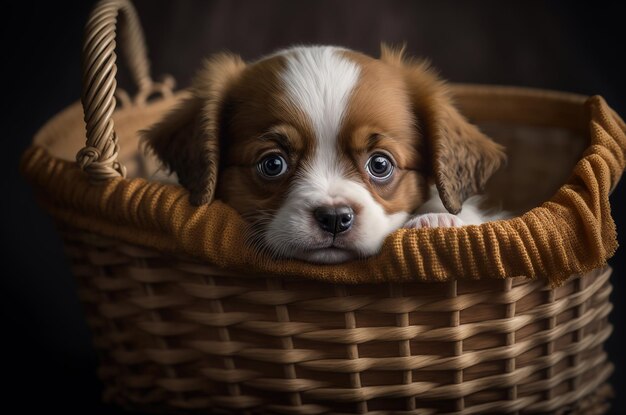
xmin=62 ymin=228 xmax=614 ymax=414
xmin=20 ymin=0 xmax=624 ymax=413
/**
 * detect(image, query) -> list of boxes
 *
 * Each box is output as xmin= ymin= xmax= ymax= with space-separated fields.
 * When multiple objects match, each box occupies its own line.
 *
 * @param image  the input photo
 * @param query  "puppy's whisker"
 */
xmin=241 ymin=211 xmax=283 ymax=264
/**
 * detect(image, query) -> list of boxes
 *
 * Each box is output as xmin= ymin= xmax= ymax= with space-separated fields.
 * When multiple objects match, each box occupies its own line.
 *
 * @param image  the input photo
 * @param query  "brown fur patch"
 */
xmin=380 ymin=44 xmax=506 ymax=214
xmin=215 ymin=55 xmax=317 ymax=219
xmin=141 ymin=53 xmax=246 ymax=205
xmin=340 ymin=50 xmax=428 ymax=214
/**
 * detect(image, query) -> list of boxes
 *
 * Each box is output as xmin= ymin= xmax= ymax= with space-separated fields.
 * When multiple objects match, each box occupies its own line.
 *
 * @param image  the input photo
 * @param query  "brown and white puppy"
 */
xmin=143 ymin=45 xmax=505 ymax=263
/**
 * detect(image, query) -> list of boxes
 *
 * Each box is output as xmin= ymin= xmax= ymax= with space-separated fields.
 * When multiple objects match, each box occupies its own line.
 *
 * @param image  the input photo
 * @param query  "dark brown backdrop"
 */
xmin=3 ymin=1 xmax=625 ymax=414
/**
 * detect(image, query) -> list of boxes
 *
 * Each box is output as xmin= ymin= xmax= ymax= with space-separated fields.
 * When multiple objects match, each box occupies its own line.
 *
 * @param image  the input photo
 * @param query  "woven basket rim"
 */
xmin=21 ymin=84 xmax=626 ymax=285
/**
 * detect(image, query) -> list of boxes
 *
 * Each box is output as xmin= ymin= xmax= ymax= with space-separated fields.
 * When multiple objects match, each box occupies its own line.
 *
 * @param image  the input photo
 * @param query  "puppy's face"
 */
xmin=144 ymin=46 xmax=505 ymax=263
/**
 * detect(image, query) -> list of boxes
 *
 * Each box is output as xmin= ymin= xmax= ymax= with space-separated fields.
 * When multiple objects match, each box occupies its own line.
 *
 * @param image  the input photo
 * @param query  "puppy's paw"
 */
xmin=404 ymin=213 xmax=465 ymax=229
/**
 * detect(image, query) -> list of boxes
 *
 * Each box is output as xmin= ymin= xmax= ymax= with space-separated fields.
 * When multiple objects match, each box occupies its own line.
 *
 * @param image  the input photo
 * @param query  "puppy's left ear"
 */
xmin=423 ymin=82 xmax=506 ymax=214
xmin=382 ymin=45 xmax=506 ymax=214
xmin=142 ymin=53 xmax=246 ymax=205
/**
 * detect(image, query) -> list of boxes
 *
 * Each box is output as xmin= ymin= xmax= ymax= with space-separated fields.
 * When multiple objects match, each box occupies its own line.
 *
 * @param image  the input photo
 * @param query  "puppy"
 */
xmin=142 ymin=45 xmax=506 ymax=264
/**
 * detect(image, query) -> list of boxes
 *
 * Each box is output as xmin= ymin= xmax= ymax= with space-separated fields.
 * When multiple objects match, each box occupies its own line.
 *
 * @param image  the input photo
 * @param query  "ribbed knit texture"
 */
xmin=21 ymin=94 xmax=625 ymax=286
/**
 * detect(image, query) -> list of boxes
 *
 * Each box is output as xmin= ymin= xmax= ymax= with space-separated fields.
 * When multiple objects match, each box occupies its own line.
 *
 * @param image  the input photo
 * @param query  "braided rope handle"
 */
xmin=77 ymin=0 xmax=174 ymax=181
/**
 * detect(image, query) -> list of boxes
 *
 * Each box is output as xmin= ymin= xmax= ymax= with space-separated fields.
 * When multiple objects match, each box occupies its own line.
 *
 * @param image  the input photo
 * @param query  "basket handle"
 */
xmin=77 ymin=0 xmax=173 ymax=181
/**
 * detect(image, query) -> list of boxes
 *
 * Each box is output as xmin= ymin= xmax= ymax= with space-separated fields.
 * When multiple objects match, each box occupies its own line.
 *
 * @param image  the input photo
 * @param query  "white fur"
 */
xmin=405 ymin=185 xmax=509 ymax=228
xmin=280 ymin=46 xmax=358 ymax=147
xmin=262 ymin=46 xmax=409 ymax=263
xmin=404 ymin=212 xmax=466 ymax=228
xmin=264 ymin=169 xmax=409 ymax=262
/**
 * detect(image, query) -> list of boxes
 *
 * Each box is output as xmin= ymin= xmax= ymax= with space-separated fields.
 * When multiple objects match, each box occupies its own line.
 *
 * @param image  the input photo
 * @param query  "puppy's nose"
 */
xmin=314 ymin=206 xmax=354 ymax=234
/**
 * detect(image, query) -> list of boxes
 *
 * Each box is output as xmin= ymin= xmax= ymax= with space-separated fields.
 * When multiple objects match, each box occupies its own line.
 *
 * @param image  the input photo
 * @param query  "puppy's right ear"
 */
xmin=381 ymin=44 xmax=505 ymax=214
xmin=142 ymin=53 xmax=246 ymax=205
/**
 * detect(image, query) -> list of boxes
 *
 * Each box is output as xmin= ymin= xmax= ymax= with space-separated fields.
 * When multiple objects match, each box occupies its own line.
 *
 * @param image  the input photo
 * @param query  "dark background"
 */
xmin=3 ymin=1 xmax=625 ymax=413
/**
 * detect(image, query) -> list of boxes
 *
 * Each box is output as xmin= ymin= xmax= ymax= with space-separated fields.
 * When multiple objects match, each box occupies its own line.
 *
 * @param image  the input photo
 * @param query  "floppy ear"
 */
xmin=142 ymin=53 xmax=246 ymax=205
xmin=381 ymin=45 xmax=506 ymax=214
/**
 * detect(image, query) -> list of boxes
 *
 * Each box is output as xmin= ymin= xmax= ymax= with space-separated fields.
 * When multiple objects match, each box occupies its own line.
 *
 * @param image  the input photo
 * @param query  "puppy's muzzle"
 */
xmin=313 ymin=206 xmax=354 ymax=235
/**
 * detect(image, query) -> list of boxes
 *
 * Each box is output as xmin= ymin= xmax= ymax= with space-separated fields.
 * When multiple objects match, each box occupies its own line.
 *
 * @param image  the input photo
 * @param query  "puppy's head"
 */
xmin=143 ymin=45 xmax=505 ymax=263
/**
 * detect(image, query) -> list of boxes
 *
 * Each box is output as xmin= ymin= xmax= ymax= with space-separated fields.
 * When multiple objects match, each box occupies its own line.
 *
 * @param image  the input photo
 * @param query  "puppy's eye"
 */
xmin=366 ymin=154 xmax=394 ymax=181
xmin=258 ymin=154 xmax=288 ymax=178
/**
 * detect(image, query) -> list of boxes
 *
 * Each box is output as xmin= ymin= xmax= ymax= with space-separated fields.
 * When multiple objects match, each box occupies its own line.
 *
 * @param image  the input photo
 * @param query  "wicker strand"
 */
xmin=390 ymin=283 xmax=417 ymax=411
xmin=572 ymin=276 xmax=587 ymax=392
xmin=140 ymin=257 xmax=187 ymax=407
xmin=336 ymin=285 xmax=368 ymax=413
xmin=544 ymin=289 xmax=557 ymax=403
xmin=503 ymin=279 xmax=519 ymax=415
xmin=268 ymin=278 xmax=305 ymax=410
xmin=92 ymin=243 xmax=137 ymax=403
xmin=448 ymin=281 xmax=464 ymax=412
xmin=203 ymin=274 xmax=254 ymax=413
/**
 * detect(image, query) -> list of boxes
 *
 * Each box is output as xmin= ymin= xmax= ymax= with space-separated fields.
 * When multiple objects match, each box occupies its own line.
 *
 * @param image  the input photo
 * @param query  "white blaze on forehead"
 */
xmin=262 ymin=46 xmax=407 ymax=263
xmin=280 ymin=46 xmax=360 ymax=150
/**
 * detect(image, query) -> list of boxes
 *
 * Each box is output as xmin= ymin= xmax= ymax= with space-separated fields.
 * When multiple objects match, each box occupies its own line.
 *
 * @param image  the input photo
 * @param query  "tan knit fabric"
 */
xmin=21 ymin=92 xmax=625 ymax=286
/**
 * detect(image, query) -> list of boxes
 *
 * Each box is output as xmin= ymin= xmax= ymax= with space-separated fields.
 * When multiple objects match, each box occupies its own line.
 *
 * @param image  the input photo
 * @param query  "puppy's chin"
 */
xmin=292 ymin=247 xmax=358 ymax=264
xmin=258 ymin=229 xmax=390 ymax=264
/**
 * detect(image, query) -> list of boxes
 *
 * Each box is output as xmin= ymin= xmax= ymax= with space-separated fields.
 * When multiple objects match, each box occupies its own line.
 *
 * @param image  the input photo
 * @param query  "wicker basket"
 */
xmin=21 ymin=0 xmax=625 ymax=413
